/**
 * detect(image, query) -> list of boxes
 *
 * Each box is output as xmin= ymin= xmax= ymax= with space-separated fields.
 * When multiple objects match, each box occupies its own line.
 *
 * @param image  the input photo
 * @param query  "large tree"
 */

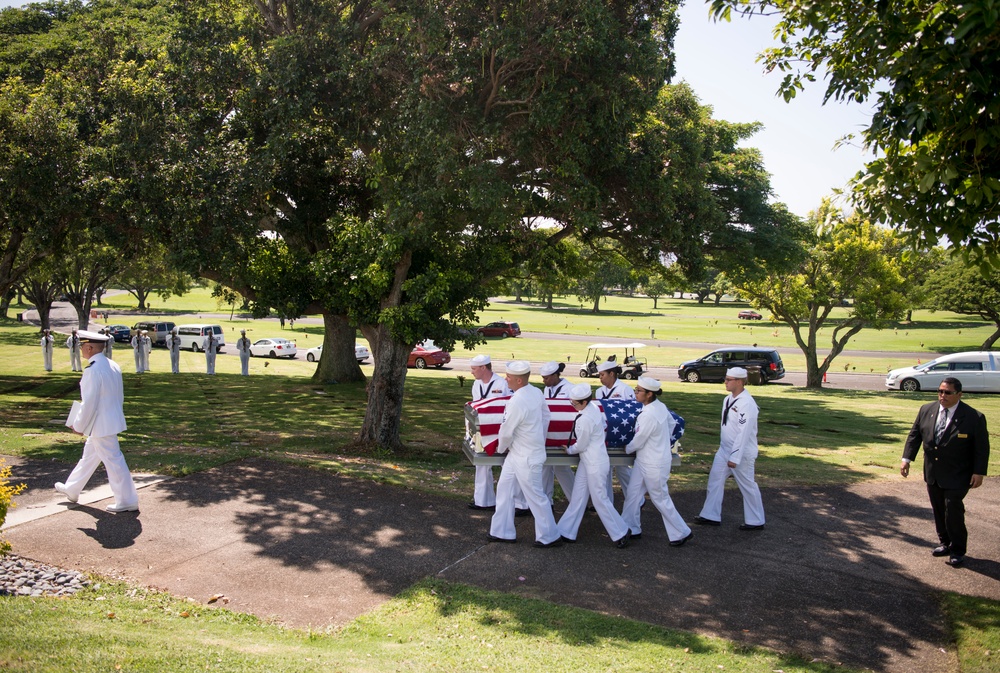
xmin=734 ymin=201 xmax=910 ymax=387
xmin=113 ymin=243 xmax=193 ymax=312
xmin=925 ymin=256 xmax=1000 ymax=349
xmin=709 ymin=0 xmax=1000 ymax=263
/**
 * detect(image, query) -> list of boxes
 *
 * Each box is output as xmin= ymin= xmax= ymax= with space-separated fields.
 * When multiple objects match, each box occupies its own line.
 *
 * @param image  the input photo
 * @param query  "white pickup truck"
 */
xmin=886 ymin=351 xmax=1000 ymax=392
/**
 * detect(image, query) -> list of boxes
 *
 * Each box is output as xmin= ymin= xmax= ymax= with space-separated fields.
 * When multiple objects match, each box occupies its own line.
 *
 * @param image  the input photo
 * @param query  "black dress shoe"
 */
xmin=532 ymin=538 xmax=563 ymax=548
xmin=629 ymin=532 xmax=642 ymax=540
xmin=931 ymin=545 xmax=951 ymax=557
xmin=487 ymin=534 xmax=516 ymax=543
xmin=515 ymin=508 xmax=531 ymax=518
xmin=738 ymin=523 xmax=765 ymax=531
xmin=947 ymin=555 xmax=965 ymax=567
xmin=560 ymin=536 xmax=577 ymax=544
xmin=693 ymin=516 xmax=721 ymax=526
xmin=669 ymin=532 xmax=694 ymax=547
xmin=615 ymin=531 xmax=632 ymax=549
xmin=468 ymin=502 xmax=496 ymax=511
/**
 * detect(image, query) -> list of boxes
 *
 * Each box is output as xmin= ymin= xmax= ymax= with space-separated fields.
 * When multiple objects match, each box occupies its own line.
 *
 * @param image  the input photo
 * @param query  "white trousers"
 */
xmin=170 ymin=350 xmax=180 ymax=374
xmin=205 ymin=352 xmax=216 ymax=375
xmin=606 ymin=464 xmax=633 ymax=504
xmin=133 ymin=350 xmax=142 ymax=373
xmin=622 ymin=460 xmax=691 ymax=542
xmin=43 ymin=348 xmax=53 ymax=371
xmin=474 ymin=464 xmax=527 ymax=508
xmin=543 ymin=464 xmax=576 ymax=503
xmin=557 ymin=460 xmax=627 ymax=542
xmin=69 ymin=350 xmax=82 ymax=372
xmin=62 ymin=434 xmax=139 ymax=508
xmin=490 ymin=456 xmax=560 ymax=544
xmin=240 ymin=353 xmax=250 ymax=376
xmin=699 ymin=448 xmax=766 ymax=526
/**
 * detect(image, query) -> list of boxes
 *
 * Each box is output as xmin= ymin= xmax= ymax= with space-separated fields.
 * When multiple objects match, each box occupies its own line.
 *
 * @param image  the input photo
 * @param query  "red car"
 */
xmin=738 ymin=310 xmax=763 ymax=320
xmin=476 ymin=321 xmax=521 ymax=338
xmin=408 ymin=342 xmax=452 ymax=369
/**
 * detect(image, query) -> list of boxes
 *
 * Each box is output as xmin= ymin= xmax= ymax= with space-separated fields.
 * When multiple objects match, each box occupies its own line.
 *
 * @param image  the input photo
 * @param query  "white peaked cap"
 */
xmin=77 ymin=330 xmax=111 ymax=343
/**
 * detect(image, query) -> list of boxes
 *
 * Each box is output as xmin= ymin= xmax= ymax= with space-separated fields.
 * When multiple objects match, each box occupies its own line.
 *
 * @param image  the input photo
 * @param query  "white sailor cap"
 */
xmin=539 ymin=361 xmax=559 ymax=376
xmin=569 ymin=383 xmax=593 ymax=401
xmin=726 ymin=367 xmax=748 ymax=379
xmin=77 ymin=330 xmax=111 ymax=343
xmin=637 ymin=376 xmax=661 ymax=392
xmin=597 ymin=360 xmax=618 ymax=373
xmin=470 ymin=354 xmax=491 ymax=366
xmin=505 ymin=360 xmax=531 ymax=376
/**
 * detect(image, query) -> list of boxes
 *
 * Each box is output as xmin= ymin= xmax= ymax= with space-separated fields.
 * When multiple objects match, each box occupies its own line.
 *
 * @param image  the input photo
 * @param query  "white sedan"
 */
xmin=250 ymin=338 xmax=298 ymax=359
xmin=304 ymin=344 xmax=370 ymax=363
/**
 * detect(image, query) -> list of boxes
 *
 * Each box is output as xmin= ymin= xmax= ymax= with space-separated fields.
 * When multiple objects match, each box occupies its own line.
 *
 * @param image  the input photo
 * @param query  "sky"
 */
xmin=0 ymin=0 xmax=872 ymax=218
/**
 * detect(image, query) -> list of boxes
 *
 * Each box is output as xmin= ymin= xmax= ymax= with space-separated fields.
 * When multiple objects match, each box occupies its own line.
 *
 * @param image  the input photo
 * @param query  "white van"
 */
xmin=175 ymin=324 xmax=226 ymax=353
xmin=886 ymin=351 xmax=999 ymax=392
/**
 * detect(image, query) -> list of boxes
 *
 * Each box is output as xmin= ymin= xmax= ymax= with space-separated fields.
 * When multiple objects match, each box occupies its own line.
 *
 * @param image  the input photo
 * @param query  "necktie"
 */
xmin=723 ymin=398 xmax=736 ymax=426
xmin=935 ymin=408 xmax=949 ymax=443
xmin=568 ymin=413 xmax=581 ymax=446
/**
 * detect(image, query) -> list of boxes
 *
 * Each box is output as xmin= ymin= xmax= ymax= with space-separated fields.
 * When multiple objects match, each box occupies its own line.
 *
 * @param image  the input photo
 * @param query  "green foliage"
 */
xmin=710 ymin=0 xmax=1000 ymax=264
xmin=925 ymin=255 xmax=1000 ymax=349
xmin=0 ymin=457 xmax=26 ymax=554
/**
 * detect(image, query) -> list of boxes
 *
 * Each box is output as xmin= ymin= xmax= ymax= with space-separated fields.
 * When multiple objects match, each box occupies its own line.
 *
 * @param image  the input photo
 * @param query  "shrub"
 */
xmin=0 ymin=458 xmax=27 ymax=555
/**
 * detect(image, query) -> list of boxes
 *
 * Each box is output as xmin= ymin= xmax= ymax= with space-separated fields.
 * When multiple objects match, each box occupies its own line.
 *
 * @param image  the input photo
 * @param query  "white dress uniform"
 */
xmin=60 ymin=351 xmax=139 ymax=510
xmin=595 ymin=379 xmax=635 ymax=500
xmin=130 ymin=335 xmax=143 ymax=373
xmin=622 ymin=398 xmax=691 ymax=542
xmin=203 ymin=333 xmax=218 ymax=375
xmin=40 ymin=333 xmax=54 ymax=371
xmin=698 ymin=389 xmax=765 ymax=526
xmin=489 ymin=385 xmax=561 ymax=544
xmin=168 ymin=333 xmax=182 ymax=373
xmin=236 ymin=336 xmax=252 ymax=376
xmin=557 ymin=401 xmax=629 ymax=543
xmin=471 ymin=374 xmax=512 ymax=508
xmin=66 ymin=333 xmax=82 ymax=372
xmin=542 ymin=379 xmax=575 ymax=503
xmin=141 ymin=335 xmax=152 ymax=372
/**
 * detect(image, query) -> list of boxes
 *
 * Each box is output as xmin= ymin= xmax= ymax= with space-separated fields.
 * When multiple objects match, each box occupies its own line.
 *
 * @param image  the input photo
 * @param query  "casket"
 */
xmin=461 ymin=396 xmax=683 ymax=468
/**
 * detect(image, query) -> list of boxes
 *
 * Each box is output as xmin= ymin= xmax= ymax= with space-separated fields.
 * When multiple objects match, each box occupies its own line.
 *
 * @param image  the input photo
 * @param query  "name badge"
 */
xmin=957 ymin=433 xmax=968 ymax=439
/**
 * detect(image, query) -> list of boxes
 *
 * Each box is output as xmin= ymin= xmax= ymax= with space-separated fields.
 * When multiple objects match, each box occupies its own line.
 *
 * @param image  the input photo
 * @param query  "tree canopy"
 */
xmin=925 ymin=256 xmax=1000 ymax=349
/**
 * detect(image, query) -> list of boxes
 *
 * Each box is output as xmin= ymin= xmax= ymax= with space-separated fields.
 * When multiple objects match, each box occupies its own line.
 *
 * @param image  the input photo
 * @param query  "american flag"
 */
xmin=466 ymin=395 xmax=684 ymax=455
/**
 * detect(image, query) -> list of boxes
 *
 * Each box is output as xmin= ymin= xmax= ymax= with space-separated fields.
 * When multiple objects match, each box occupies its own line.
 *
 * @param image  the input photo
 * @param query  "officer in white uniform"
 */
xmin=622 ymin=377 xmax=693 ymax=546
xmin=55 ymin=330 xmax=139 ymax=513
xmin=203 ymin=330 xmax=219 ymax=375
xmin=236 ymin=329 xmax=252 ymax=376
xmin=557 ymin=383 xmax=630 ymax=547
xmin=66 ymin=329 xmax=82 ymax=372
xmin=488 ymin=361 xmax=562 ymax=547
xmin=167 ymin=327 xmax=182 ymax=374
xmin=694 ymin=366 xmax=766 ymax=530
xmin=40 ymin=329 xmax=55 ymax=371
xmin=540 ymin=361 xmax=575 ymax=503
xmin=594 ymin=360 xmax=635 ymax=501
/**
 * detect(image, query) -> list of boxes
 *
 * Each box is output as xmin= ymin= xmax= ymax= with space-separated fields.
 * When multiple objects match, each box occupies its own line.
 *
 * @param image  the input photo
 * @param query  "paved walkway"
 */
xmin=4 ymin=454 xmax=998 ymax=673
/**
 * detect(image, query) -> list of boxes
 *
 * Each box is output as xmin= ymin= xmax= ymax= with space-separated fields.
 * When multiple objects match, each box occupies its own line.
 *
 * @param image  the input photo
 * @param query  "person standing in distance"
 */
xmin=694 ymin=367 xmax=766 ymax=530
xmin=167 ymin=327 xmax=182 ymax=374
xmin=621 ymin=377 xmax=692 ymax=546
xmin=594 ymin=360 xmax=635 ymax=502
xmin=40 ymin=329 xmax=55 ymax=372
xmin=557 ymin=383 xmax=631 ymax=548
xmin=488 ymin=361 xmax=562 ymax=547
xmin=203 ymin=329 xmax=219 ymax=375
xmin=540 ymin=361 xmax=575 ymax=504
xmin=468 ymin=354 xmax=510 ymax=510
xmin=100 ymin=328 xmax=113 ymax=359
xmin=140 ymin=330 xmax=152 ymax=372
xmin=54 ymin=330 xmax=139 ymax=512
xmin=901 ymin=377 xmax=989 ymax=567
xmin=236 ymin=329 xmax=252 ymax=376
xmin=130 ymin=330 xmax=144 ymax=373
xmin=66 ymin=329 xmax=82 ymax=372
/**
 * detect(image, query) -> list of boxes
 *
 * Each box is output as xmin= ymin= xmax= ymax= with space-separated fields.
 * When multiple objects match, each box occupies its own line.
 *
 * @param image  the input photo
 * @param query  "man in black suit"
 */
xmin=901 ymin=377 xmax=990 ymax=567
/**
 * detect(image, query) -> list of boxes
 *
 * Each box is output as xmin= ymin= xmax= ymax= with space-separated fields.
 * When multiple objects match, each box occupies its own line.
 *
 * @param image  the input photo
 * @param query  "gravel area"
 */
xmin=0 ymin=553 xmax=90 ymax=597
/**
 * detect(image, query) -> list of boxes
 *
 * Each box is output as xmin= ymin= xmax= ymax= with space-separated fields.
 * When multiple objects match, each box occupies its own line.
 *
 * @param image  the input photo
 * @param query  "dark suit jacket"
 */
xmin=903 ymin=400 xmax=990 ymax=490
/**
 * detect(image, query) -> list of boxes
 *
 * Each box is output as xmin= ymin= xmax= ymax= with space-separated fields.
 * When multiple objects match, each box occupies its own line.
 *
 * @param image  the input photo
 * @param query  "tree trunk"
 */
xmin=981 ymin=325 xmax=1000 ymax=350
xmin=21 ymin=280 xmax=58 ymax=331
xmin=906 ymin=309 xmax=913 ymax=321
xmin=592 ymin=295 xmax=600 ymax=313
xmin=0 ymin=293 xmax=9 ymax=319
xmin=546 ymin=292 xmax=553 ymax=310
xmin=311 ymin=311 xmax=365 ymax=384
xmin=134 ymin=288 xmax=150 ymax=312
xmin=356 ymin=323 xmax=412 ymax=452
xmin=652 ymin=296 xmax=659 ymax=309
xmin=713 ymin=293 xmax=722 ymax=305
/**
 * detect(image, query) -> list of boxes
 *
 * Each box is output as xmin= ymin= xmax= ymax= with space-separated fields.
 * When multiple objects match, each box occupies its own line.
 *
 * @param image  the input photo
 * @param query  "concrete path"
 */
xmin=4 ymin=455 xmax=998 ymax=673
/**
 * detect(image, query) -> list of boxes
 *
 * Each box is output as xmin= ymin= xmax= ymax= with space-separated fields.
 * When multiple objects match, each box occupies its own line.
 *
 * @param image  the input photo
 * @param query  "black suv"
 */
xmin=677 ymin=347 xmax=785 ymax=384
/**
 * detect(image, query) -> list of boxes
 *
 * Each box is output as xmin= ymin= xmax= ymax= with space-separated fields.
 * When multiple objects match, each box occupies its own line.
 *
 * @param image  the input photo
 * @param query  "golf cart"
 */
xmin=579 ymin=343 xmax=648 ymax=380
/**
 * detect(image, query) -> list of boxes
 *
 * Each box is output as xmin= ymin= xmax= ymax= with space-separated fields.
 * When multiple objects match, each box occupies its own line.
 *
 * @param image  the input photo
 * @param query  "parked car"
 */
xmin=304 ymin=344 xmax=370 ymax=363
xmin=678 ymin=347 xmax=785 ymax=384
xmin=250 ymin=338 xmax=297 ymax=358
xmin=476 ymin=321 xmax=521 ymax=338
xmin=106 ymin=325 xmax=132 ymax=343
xmin=175 ymin=324 xmax=226 ymax=352
xmin=408 ymin=341 xmax=451 ymax=368
xmin=738 ymin=310 xmax=763 ymax=320
xmin=131 ymin=321 xmax=176 ymax=346
xmin=886 ymin=351 xmax=1000 ymax=392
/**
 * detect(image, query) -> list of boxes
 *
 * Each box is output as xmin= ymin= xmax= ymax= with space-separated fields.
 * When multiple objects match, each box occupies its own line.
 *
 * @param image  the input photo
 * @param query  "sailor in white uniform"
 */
xmin=557 ymin=383 xmax=630 ymax=547
xmin=594 ymin=360 xmax=635 ymax=501
xmin=539 ymin=361 xmax=575 ymax=503
xmin=469 ymin=354 xmax=510 ymax=510
xmin=167 ymin=327 xmax=182 ymax=374
xmin=236 ymin=329 xmax=252 ymax=376
xmin=621 ymin=377 xmax=692 ymax=546
xmin=203 ymin=331 xmax=219 ymax=375
xmin=130 ymin=332 xmax=145 ymax=373
xmin=101 ymin=329 xmax=113 ymax=359
xmin=66 ymin=330 xmax=82 ymax=372
xmin=694 ymin=367 xmax=766 ymax=530
xmin=40 ymin=329 xmax=55 ymax=371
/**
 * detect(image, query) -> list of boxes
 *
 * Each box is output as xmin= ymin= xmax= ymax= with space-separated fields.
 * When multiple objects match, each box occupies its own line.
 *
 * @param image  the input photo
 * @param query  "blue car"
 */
xmin=105 ymin=324 xmax=132 ymax=343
